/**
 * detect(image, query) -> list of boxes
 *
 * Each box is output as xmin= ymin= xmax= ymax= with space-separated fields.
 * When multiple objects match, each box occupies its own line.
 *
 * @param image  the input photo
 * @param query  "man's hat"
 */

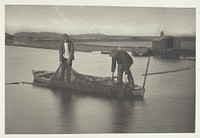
xmin=109 ymin=49 xmax=118 ymax=57
xmin=63 ymin=34 xmax=69 ymax=39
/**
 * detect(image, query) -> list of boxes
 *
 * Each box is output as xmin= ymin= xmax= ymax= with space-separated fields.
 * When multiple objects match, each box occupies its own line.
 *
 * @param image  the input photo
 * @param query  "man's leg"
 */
xmin=60 ymin=58 xmax=68 ymax=81
xmin=126 ymin=68 xmax=135 ymax=88
xmin=66 ymin=60 xmax=72 ymax=83
xmin=60 ymin=62 xmax=66 ymax=81
xmin=117 ymin=64 xmax=124 ymax=83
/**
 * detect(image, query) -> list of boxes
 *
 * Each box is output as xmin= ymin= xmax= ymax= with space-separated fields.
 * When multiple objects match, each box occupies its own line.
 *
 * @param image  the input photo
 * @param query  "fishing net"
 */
xmin=51 ymin=64 xmax=116 ymax=87
xmin=33 ymin=65 xmax=143 ymax=97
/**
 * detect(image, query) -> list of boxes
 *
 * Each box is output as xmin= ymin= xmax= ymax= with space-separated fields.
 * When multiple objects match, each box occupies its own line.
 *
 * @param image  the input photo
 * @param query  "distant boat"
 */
xmin=32 ymin=68 xmax=145 ymax=98
xmin=101 ymin=51 xmax=109 ymax=54
xmin=91 ymin=51 xmax=101 ymax=54
xmin=132 ymin=47 xmax=153 ymax=56
xmin=179 ymin=56 xmax=195 ymax=61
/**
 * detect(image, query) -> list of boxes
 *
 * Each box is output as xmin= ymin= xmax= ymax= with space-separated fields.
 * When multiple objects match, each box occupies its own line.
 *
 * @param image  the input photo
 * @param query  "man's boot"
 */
xmin=129 ymin=80 xmax=135 ymax=90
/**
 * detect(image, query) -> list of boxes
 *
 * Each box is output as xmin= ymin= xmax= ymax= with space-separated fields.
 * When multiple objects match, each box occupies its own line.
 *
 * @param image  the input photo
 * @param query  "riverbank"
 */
xmin=5 ymin=32 xmax=195 ymax=54
xmin=5 ymin=32 xmax=155 ymax=52
xmin=5 ymin=39 xmax=152 ymax=52
xmin=5 ymin=34 xmax=195 ymax=61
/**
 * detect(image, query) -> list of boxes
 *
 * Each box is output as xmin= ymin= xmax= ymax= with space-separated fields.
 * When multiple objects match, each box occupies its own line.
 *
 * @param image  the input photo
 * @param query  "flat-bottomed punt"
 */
xmin=32 ymin=68 xmax=145 ymax=98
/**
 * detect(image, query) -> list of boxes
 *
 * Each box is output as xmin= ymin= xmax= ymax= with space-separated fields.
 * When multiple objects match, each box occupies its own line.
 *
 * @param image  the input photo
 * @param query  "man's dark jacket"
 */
xmin=111 ymin=50 xmax=133 ymax=74
xmin=59 ymin=40 xmax=74 ymax=62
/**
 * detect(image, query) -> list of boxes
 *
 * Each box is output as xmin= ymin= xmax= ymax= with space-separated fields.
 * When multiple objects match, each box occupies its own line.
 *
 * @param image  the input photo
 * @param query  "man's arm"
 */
xmin=111 ymin=58 xmax=116 ymax=79
xmin=111 ymin=58 xmax=116 ymax=73
xmin=69 ymin=41 xmax=74 ymax=59
xmin=59 ymin=42 xmax=63 ymax=62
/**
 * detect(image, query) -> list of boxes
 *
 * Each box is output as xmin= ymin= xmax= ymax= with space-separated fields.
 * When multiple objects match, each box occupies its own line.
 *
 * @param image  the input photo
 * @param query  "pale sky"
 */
xmin=5 ymin=5 xmax=195 ymax=36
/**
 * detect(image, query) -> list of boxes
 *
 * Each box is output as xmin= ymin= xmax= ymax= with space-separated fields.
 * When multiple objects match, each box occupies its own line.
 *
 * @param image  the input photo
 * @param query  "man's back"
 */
xmin=116 ymin=50 xmax=133 ymax=67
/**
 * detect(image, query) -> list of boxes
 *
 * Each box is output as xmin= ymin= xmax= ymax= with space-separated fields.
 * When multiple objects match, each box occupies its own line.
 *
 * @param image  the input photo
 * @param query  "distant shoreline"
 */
xmin=5 ymin=32 xmax=195 ymax=53
xmin=6 ymin=44 xmax=58 ymax=51
xmin=5 ymin=40 xmax=151 ymax=52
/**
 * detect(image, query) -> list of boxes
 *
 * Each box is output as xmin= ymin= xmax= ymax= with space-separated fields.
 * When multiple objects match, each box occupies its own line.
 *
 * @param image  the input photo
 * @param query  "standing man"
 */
xmin=109 ymin=49 xmax=135 ymax=88
xmin=59 ymin=34 xmax=74 ymax=82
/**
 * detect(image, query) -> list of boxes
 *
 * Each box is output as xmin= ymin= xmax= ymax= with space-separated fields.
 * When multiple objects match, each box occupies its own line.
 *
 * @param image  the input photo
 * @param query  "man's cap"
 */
xmin=109 ymin=49 xmax=118 ymax=57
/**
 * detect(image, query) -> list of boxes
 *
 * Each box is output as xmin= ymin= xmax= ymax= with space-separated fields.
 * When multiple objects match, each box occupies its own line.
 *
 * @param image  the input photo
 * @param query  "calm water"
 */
xmin=81 ymin=41 xmax=152 ymax=48
xmin=5 ymin=46 xmax=195 ymax=134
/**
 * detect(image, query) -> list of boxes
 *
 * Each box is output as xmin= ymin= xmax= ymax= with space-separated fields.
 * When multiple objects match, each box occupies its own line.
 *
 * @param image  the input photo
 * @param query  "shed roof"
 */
xmin=153 ymin=36 xmax=173 ymax=41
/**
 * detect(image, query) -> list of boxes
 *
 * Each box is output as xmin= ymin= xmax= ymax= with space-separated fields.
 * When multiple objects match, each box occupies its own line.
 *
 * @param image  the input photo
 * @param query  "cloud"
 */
xmin=5 ymin=6 xmax=195 ymax=36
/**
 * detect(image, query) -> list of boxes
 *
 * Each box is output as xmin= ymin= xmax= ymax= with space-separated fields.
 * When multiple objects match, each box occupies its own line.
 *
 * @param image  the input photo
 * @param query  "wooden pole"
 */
xmin=5 ymin=81 xmax=48 ymax=86
xmin=22 ymin=82 xmax=48 ymax=86
xmin=142 ymin=67 xmax=191 ymax=76
xmin=142 ymin=56 xmax=151 ymax=88
xmin=5 ymin=82 xmax=20 ymax=84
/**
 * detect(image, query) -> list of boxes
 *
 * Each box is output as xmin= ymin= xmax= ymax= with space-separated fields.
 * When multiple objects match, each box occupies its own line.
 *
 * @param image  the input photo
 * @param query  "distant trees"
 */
xmin=28 ymin=33 xmax=33 ymax=40
xmin=5 ymin=33 xmax=13 ymax=40
xmin=132 ymin=36 xmax=139 ymax=40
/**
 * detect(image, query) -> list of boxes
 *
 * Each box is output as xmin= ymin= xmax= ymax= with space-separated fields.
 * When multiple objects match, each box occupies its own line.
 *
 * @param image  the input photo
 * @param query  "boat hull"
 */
xmin=32 ymin=69 xmax=145 ymax=98
xmin=132 ymin=47 xmax=153 ymax=56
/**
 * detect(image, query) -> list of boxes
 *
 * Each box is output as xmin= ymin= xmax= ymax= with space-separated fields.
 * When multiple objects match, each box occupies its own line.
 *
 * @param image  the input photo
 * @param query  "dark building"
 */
xmin=152 ymin=35 xmax=196 ymax=59
xmin=152 ymin=36 xmax=181 ymax=52
xmin=152 ymin=36 xmax=181 ymax=58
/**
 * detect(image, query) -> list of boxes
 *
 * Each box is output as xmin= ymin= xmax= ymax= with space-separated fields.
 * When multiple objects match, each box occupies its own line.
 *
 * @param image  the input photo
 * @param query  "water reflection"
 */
xmin=109 ymin=98 xmax=145 ymax=133
xmin=50 ymin=88 xmax=76 ymax=133
xmin=50 ymin=87 xmax=145 ymax=133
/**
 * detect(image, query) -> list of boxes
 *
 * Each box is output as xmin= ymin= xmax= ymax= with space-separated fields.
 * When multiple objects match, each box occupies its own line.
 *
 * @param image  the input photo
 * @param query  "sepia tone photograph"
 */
xmin=3 ymin=0 xmax=198 ymax=136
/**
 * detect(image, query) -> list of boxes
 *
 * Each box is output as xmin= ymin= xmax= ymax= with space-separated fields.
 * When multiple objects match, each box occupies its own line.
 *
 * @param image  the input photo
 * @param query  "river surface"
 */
xmin=5 ymin=46 xmax=195 ymax=134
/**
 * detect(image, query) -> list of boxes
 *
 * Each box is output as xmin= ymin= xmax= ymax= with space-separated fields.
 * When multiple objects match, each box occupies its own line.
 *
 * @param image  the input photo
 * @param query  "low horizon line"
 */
xmin=5 ymin=31 xmax=196 ymax=37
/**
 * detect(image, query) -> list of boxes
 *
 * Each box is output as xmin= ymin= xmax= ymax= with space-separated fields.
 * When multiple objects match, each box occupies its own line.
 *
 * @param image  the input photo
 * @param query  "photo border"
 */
xmin=1 ymin=0 xmax=199 ymax=138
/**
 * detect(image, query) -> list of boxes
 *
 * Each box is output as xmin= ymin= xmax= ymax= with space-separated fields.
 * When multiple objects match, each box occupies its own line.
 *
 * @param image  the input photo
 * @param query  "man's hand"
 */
xmin=125 ymin=74 xmax=128 ymax=83
xmin=111 ymin=72 xmax=114 ymax=80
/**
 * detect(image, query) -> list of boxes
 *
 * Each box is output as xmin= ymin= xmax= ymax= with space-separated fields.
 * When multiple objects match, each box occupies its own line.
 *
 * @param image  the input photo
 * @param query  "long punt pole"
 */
xmin=142 ymin=56 xmax=151 ymax=88
xmin=142 ymin=67 xmax=191 ymax=76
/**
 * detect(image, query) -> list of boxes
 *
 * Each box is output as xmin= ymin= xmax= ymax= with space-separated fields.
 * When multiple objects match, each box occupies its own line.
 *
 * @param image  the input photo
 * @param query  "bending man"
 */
xmin=109 ymin=49 xmax=135 ymax=88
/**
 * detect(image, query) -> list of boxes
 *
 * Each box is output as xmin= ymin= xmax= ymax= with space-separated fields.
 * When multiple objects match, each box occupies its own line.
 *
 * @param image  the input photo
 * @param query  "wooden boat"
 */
xmin=32 ymin=68 xmax=145 ymax=98
xmin=132 ymin=47 xmax=153 ymax=56
xmin=101 ymin=51 xmax=109 ymax=54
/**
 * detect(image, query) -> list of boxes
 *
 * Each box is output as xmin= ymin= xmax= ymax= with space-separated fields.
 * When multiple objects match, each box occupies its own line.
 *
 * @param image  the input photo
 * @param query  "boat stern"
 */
xmin=131 ymin=87 xmax=145 ymax=96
